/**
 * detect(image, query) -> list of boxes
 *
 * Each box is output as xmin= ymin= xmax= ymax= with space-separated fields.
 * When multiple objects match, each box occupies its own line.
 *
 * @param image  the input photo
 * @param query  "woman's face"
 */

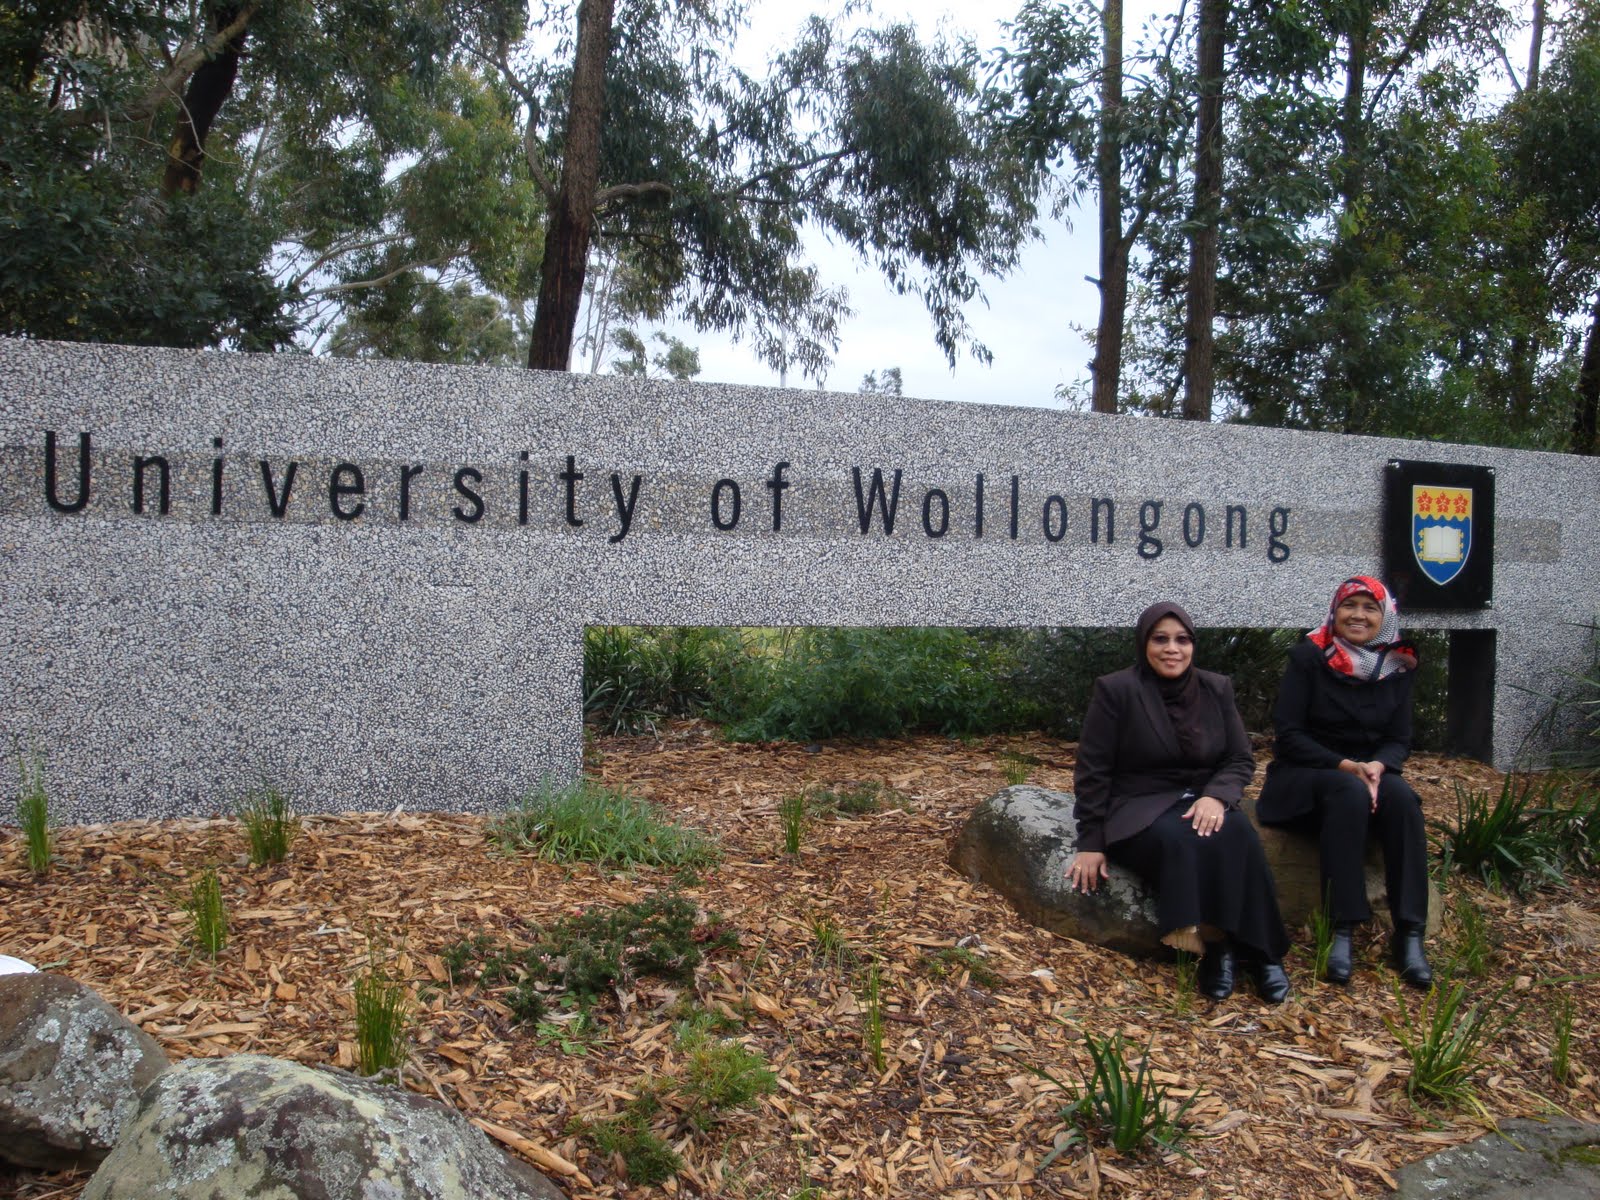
xmin=1334 ymin=592 xmax=1384 ymax=645
xmin=1145 ymin=616 xmax=1194 ymax=679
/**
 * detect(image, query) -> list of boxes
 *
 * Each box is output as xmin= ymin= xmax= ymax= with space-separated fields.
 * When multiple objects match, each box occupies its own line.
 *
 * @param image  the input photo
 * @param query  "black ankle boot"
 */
xmin=1198 ymin=941 xmax=1236 ymax=1001
xmin=1324 ymin=924 xmax=1356 ymax=985
xmin=1390 ymin=924 xmax=1433 ymax=988
xmin=1250 ymin=959 xmax=1292 ymax=1005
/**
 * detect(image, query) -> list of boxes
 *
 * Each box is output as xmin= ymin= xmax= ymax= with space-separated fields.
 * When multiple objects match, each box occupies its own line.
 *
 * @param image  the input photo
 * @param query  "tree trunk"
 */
xmin=527 ymin=0 xmax=618 ymax=371
xmin=1182 ymin=0 xmax=1226 ymax=422
xmin=1527 ymin=0 xmax=1546 ymax=93
xmin=161 ymin=3 xmax=250 ymax=196
xmin=1573 ymin=290 xmax=1600 ymax=456
xmin=1090 ymin=0 xmax=1125 ymax=415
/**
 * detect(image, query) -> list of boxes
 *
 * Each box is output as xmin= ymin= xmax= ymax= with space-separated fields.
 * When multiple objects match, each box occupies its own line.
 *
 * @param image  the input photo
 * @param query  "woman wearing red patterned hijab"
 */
xmin=1256 ymin=576 xmax=1432 ymax=988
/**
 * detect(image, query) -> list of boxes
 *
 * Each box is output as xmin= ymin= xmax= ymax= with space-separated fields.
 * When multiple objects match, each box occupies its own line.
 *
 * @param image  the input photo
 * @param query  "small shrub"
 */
xmin=861 ymin=960 xmax=887 ymax=1073
xmin=677 ymin=1029 xmax=777 ymax=1127
xmin=183 ymin=867 xmax=228 ymax=957
xmin=15 ymin=754 xmax=51 ymax=874
xmin=490 ymin=778 xmax=718 ymax=871
xmin=1433 ymin=775 xmax=1565 ymax=893
xmin=584 ymin=626 xmax=740 ymax=735
xmin=583 ymin=1093 xmax=681 ymax=1185
xmin=829 ymin=781 xmax=891 ymax=814
xmin=353 ymin=938 xmax=411 ymax=1078
xmin=1386 ymin=979 xmax=1509 ymax=1113
xmin=1052 ymin=1033 xmax=1196 ymax=1157
xmin=779 ymin=791 xmax=806 ymax=855
xmin=918 ymin=945 xmax=1001 ymax=989
xmin=237 ymin=784 xmax=298 ymax=866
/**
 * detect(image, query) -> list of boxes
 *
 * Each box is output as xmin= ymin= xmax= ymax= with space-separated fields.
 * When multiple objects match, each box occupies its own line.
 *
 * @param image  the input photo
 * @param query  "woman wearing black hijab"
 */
xmin=1066 ymin=601 xmax=1291 ymax=1003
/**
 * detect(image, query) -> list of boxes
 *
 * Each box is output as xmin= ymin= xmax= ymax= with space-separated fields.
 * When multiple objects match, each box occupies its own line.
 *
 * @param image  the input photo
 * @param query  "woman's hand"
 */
xmin=1067 ymin=851 xmax=1109 ymax=893
xmin=1181 ymin=795 xmax=1227 ymax=836
xmin=1340 ymin=758 xmax=1386 ymax=810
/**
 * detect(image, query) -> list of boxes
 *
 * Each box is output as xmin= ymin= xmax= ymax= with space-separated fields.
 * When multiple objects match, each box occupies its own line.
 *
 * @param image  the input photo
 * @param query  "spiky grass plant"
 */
xmin=15 ymin=754 xmax=51 ymax=874
xmin=490 ymin=778 xmax=718 ymax=870
xmin=353 ymin=934 xmax=411 ymax=1078
xmin=1308 ymin=885 xmax=1336 ymax=982
xmin=183 ymin=867 xmax=228 ymax=957
xmin=1447 ymin=891 xmax=1493 ymax=977
xmin=779 ymin=789 xmax=808 ymax=856
xmin=861 ymin=960 xmax=887 ymax=1073
xmin=676 ymin=1028 xmax=777 ymax=1128
xmin=237 ymin=783 xmax=298 ymax=866
xmin=1386 ymin=979 xmax=1509 ymax=1114
xmin=1046 ymin=1033 xmax=1196 ymax=1158
xmin=1434 ymin=775 xmax=1565 ymax=893
xmin=810 ymin=914 xmax=856 ymax=973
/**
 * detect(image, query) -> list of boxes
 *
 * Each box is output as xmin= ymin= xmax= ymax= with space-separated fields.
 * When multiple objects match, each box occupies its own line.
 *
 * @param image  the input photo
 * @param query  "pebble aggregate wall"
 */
xmin=2 ymin=338 xmax=1596 ymax=820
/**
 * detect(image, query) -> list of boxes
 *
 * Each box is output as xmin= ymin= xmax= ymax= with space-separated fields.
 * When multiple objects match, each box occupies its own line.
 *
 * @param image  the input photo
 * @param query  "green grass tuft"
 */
xmin=1047 ymin=1033 xmax=1196 ymax=1158
xmin=237 ymin=784 xmax=298 ymax=866
xmin=1433 ymin=775 xmax=1565 ymax=894
xmin=1385 ymin=978 xmax=1509 ymax=1114
xmin=861 ymin=960 xmax=887 ymax=1073
xmin=353 ymin=934 xmax=411 ymax=1078
xmin=918 ymin=945 xmax=1002 ymax=989
xmin=15 ymin=754 xmax=51 ymax=874
xmin=489 ymin=778 xmax=718 ymax=870
xmin=779 ymin=790 xmax=807 ymax=855
xmin=183 ymin=867 xmax=228 ymax=957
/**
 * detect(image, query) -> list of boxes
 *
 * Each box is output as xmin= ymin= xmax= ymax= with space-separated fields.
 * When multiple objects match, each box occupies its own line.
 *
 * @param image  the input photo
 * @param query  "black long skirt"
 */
xmin=1107 ymin=798 xmax=1290 ymax=962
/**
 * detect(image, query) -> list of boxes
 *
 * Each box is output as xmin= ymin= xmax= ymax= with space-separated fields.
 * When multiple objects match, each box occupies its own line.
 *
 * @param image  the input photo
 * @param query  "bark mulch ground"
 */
xmin=3 ymin=723 xmax=1597 ymax=1200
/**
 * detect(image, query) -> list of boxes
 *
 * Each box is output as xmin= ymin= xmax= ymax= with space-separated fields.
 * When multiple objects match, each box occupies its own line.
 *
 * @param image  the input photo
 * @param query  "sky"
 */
xmin=651 ymin=0 xmax=1126 ymax=409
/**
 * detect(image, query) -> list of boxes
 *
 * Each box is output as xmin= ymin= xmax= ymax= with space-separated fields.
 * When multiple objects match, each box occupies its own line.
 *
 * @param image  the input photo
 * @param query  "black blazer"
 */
xmin=1072 ymin=666 xmax=1256 ymax=853
xmin=1256 ymin=639 xmax=1415 ymax=821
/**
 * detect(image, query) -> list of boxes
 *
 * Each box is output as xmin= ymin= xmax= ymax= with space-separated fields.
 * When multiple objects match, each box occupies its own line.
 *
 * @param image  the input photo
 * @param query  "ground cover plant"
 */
xmin=182 ymin=867 xmax=228 ymax=958
xmin=237 ymin=783 xmax=298 ymax=866
xmin=3 ymin=730 xmax=1597 ymax=1200
xmin=490 ymin=778 xmax=718 ymax=871
xmin=14 ymin=754 xmax=52 ymax=874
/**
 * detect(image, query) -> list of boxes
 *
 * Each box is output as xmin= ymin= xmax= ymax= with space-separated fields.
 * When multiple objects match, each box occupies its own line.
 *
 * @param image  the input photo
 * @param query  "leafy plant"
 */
xmin=237 ymin=784 xmax=298 ymax=867
xmin=1553 ymin=992 xmax=1576 ymax=1086
xmin=1433 ymin=775 xmax=1565 ymax=893
xmin=14 ymin=754 xmax=51 ymax=874
xmin=490 ymin=778 xmax=718 ymax=870
xmin=1385 ymin=979 xmax=1510 ymax=1113
xmin=183 ymin=868 xmax=229 ymax=958
xmin=584 ymin=626 xmax=740 ymax=735
xmin=1051 ymin=1033 xmax=1196 ymax=1157
xmin=353 ymin=936 xmax=412 ymax=1078
xmin=861 ymin=960 xmax=887 ymax=1073
xmin=918 ymin=945 xmax=1002 ymax=989
xmin=779 ymin=791 xmax=807 ymax=855
xmin=1446 ymin=891 xmax=1494 ymax=977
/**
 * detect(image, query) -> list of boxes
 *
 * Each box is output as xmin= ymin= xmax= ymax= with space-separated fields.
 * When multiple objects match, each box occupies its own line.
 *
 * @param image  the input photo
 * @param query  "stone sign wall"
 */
xmin=2 ymin=338 xmax=1595 ymax=821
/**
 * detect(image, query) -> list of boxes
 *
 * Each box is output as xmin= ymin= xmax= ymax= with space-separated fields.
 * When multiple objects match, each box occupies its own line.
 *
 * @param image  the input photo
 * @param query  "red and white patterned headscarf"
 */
xmin=1307 ymin=575 xmax=1418 ymax=682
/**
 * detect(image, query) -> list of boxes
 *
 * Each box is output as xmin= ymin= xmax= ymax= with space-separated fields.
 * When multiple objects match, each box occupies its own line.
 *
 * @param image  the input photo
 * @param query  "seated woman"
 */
xmin=1066 ymin=601 xmax=1291 ymax=1003
xmin=1256 ymin=576 xmax=1432 ymax=988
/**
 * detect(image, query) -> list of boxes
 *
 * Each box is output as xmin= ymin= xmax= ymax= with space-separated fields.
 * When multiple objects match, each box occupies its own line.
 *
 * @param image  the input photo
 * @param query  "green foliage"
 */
xmin=919 ymin=946 xmax=1002 ymax=989
xmin=237 ymin=785 xmax=298 ymax=867
xmin=183 ymin=868 xmax=228 ymax=958
xmin=1171 ymin=950 xmax=1197 ymax=1014
xmin=1050 ymin=1033 xmax=1196 ymax=1158
xmin=861 ymin=960 xmax=887 ymax=1073
xmin=810 ymin=915 xmax=857 ymax=973
xmin=1553 ymin=992 xmax=1576 ymax=1086
xmin=779 ymin=791 xmax=807 ymax=856
xmin=1434 ymin=775 xmax=1567 ymax=894
xmin=443 ymin=892 xmax=733 ymax=1016
xmin=14 ymin=754 xmax=51 ymax=875
xmin=610 ymin=330 xmax=700 ymax=380
xmin=1446 ymin=891 xmax=1494 ymax=978
xmin=1534 ymin=621 xmax=1600 ymax=774
xmin=1386 ymin=979 xmax=1509 ymax=1114
xmin=583 ymin=626 xmax=738 ymax=736
xmin=328 ymin=279 xmax=521 ymax=365
xmin=489 ymin=778 xmax=718 ymax=871
xmin=354 ymin=936 xmax=412 ymax=1078
xmin=722 ymin=628 xmax=1043 ymax=742
xmin=1000 ymin=752 xmax=1033 ymax=786
xmin=1308 ymin=891 xmax=1335 ymax=983
xmin=584 ymin=1095 xmax=682 ymax=1186
xmin=676 ymin=1028 xmax=778 ymax=1127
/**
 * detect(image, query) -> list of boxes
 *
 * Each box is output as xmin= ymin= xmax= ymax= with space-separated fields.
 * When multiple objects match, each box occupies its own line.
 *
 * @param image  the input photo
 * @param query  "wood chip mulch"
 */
xmin=2 ymin=723 xmax=1597 ymax=1200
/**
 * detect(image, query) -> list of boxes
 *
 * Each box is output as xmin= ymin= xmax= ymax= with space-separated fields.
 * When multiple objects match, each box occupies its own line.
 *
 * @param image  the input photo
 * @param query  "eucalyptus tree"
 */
xmin=497 ymin=0 xmax=1040 ymax=377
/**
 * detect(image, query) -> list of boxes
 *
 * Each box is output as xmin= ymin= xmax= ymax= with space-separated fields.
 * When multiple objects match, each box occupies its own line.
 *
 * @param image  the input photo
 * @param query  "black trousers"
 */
xmin=1108 ymin=799 xmax=1290 ymax=962
xmin=1260 ymin=766 xmax=1429 ymax=927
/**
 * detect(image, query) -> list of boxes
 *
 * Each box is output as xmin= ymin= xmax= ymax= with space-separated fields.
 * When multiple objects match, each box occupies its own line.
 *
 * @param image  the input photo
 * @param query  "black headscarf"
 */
xmin=1135 ymin=601 xmax=1204 ymax=758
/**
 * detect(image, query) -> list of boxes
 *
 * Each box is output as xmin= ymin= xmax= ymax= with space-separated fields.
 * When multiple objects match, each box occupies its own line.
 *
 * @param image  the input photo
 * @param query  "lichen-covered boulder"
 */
xmin=949 ymin=785 xmax=1165 ymax=956
xmin=81 ymin=1054 xmax=565 ymax=1200
xmin=0 ymin=972 xmax=170 ymax=1170
xmin=950 ymin=786 xmax=1441 ymax=956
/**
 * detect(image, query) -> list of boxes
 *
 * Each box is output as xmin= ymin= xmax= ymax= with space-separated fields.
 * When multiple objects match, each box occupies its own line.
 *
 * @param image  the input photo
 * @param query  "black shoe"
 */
xmin=1250 ymin=959 xmax=1292 ymax=1005
xmin=1198 ymin=942 xmax=1236 ymax=1001
xmin=1324 ymin=924 xmax=1356 ymax=986
xmin=1390 ymin=925 xmax=1433 ymax=989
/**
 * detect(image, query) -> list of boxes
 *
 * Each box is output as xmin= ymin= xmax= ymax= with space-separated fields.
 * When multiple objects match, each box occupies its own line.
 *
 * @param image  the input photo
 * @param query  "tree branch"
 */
xmin=472 ymin=45 xmax=561 ymax=206
xmin=58 ymin=4 xmax=259 ymax=128
xmin=594 ymin=180 xmax=674 ymax=208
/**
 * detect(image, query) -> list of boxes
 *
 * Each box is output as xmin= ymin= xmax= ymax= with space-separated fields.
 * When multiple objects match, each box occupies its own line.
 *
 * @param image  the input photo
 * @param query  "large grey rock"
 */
xmin=81 ymin=1054 xmax=565 ymax=1200
xmin=950 ymin=786 xmax=1440 ymax=956
xmin=1391 ymin=1118 xmax=1600 ymax=1199
xmin=0 ymin=973 xmax=170 ymax=1170
xmin=949 ymin=786 xmax=1165 ymax=956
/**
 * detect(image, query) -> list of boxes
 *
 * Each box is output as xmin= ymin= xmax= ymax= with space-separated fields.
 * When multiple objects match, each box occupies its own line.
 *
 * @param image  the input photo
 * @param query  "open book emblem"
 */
xmin=1412 ymin=485 xmax=1472 ymax=586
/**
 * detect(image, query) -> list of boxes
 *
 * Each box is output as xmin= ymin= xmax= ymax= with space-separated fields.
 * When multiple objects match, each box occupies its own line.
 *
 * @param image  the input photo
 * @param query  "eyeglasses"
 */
xmin=1149 ymin=634 xmax=1193 ymax=646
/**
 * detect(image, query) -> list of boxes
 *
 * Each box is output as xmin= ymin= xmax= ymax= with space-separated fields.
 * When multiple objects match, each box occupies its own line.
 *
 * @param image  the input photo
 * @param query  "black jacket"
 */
xmin=1072 ymin=666 xmax=1255 ymax=853
xmin=1256 ymin=639 xmax=1414 ymax=821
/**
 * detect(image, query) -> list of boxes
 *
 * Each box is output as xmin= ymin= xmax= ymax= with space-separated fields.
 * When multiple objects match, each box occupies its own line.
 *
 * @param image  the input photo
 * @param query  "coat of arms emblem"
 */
xmin=1412 ymin=485 xmax=1472 ymax=586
